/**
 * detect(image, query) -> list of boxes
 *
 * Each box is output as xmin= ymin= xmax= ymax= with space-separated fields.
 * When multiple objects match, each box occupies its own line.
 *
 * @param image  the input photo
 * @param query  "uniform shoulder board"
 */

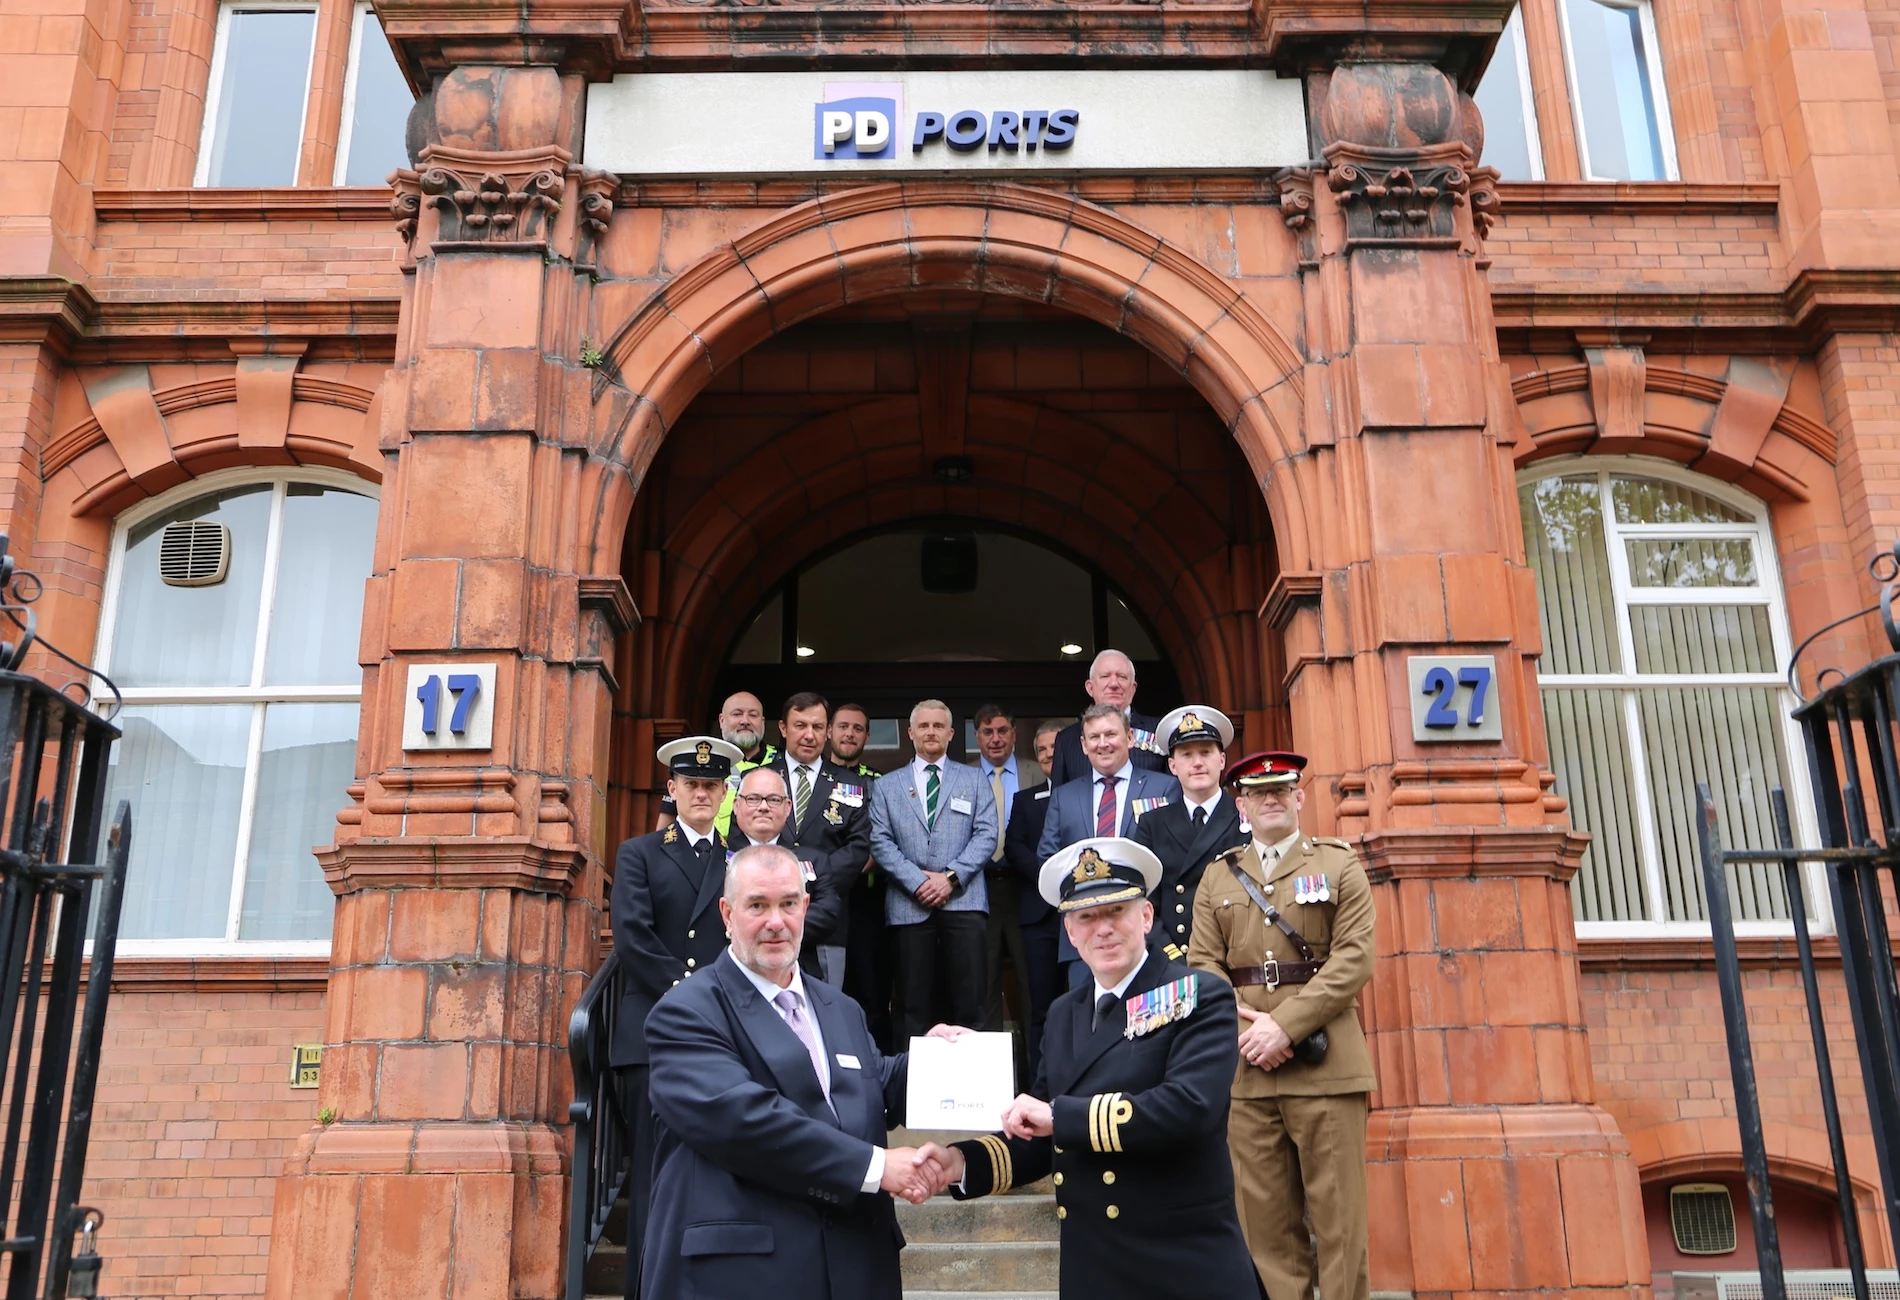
xmin=1314 ymin=836 xmax=1353 ymax=848
xmin=1214 ymin=844 xmax=1248 ymax=868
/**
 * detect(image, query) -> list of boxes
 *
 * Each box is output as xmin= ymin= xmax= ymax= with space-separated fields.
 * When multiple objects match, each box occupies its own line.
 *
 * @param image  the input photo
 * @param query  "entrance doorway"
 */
xmin=713 ymin=523 xmax=1183 ymax=770
xmin=606 ymin=293 xmax=1284 ymax=842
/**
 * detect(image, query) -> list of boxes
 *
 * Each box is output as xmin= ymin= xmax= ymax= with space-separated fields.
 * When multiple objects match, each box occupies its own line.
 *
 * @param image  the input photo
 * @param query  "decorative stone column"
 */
xmin=1265 ymin=56 xmax=1653 ymax=1298
xmin=262 ymin=56 xmax=628 ymax=1300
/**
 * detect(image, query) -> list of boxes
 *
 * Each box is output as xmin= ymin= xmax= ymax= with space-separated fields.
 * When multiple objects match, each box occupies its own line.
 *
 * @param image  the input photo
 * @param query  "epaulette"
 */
xmin=1214 ymin=845 xmax=1248 ymax=869
xmin=1313 ymin=837 xmax=1353 ymax=848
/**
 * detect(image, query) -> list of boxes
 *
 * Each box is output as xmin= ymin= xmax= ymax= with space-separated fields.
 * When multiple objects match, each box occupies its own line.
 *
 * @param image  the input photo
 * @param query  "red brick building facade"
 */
xmin=1 ymin=0 xmax=1897 ymax=1293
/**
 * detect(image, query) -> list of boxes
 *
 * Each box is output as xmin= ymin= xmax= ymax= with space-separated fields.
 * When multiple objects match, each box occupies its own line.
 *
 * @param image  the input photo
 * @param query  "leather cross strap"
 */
xmin=1222 ymin=849 xmax=1318 ymax=961
xmin=1230 ymin=960 xmax=1323 ymax=988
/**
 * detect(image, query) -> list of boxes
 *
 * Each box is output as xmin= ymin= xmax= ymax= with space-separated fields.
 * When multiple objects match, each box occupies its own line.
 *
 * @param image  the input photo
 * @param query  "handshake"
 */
xmin=878 ymin=1095 xmax=1058 ymax=1205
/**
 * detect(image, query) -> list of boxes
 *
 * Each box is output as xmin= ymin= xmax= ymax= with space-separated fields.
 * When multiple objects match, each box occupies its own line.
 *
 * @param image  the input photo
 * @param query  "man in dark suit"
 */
xmin=973 ymin=702 xmax=1037 ymax=1074
xmin=763 ymin=691 xmax=872 ymax=985
xmin=642 ymin=844 xmax=959 ymax=1300
xmin=1047 ymin=649 xmax=1169 ymax=785
xmin=609 ymin=734 xmax=744 ymax=1299
xmin=1005 ymin=719 xmax=1062 ymax=1079
xmin=1039 ymin=704 xmax=1181 ymax=990
xmin=830 ymin=703 xmax=893 ymax=1050
xmin=932 ymin=836 xmax=1261 ymax=1299
xmin=1132 ymin=705 xmax=1247 ymax=954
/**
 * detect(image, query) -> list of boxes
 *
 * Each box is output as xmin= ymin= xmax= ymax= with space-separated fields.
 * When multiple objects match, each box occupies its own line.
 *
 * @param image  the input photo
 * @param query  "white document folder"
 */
xmin=904 ymin=1032 xmax=1017 ymax=1132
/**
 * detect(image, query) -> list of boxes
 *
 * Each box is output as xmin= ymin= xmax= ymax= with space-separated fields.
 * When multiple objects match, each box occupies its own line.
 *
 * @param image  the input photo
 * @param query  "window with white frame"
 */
xmin=1473 ymin=6 xmax=1545 ymax=181
xmin=1557 ymin=0 xmax=1678 ymax=180
xmin=1519 ymin=460 xmax=1810 ymax=931
xmin=94 ymin=472 xmax=378 ymax=950
xmin=335 ymin=4 xmax=416 ymax=186
xmin=196 ymin=3 xmax=320 ymax=187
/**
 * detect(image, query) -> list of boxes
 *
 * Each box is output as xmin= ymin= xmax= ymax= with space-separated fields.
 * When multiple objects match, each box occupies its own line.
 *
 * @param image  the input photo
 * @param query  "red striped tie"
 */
xmin=1095 ymin=774 xmax=1119 ymax=837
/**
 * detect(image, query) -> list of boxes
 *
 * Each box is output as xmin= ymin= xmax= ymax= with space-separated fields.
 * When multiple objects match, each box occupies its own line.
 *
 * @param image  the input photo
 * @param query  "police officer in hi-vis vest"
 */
xmin=1188 ymin=751 xmax=1376 ymax=1300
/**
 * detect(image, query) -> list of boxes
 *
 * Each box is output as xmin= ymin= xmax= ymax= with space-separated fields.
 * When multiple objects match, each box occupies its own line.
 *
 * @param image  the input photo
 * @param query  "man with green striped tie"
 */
xmin=867 ymin=699 xmax=998 ymax=1043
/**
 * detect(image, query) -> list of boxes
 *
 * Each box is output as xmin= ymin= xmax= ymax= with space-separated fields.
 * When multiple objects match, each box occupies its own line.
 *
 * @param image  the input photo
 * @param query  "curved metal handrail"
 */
xmin=565 ymin=949 xmax=630 ymax=1300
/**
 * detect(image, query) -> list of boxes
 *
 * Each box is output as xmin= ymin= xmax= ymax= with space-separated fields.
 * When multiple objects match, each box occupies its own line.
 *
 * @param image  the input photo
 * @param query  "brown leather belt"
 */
xmin=1230 ymin=960 xmax=1323 ymax=988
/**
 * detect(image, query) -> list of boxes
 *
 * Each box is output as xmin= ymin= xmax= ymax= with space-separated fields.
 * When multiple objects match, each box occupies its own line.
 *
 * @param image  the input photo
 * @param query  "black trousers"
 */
xmin=891 ymin=909 xmax=987 ymax=1043
xmin=1020 ymin=919 xmax=1064 ymax=1082
xmin=616 ymin=1064 xmax=655 ymax=1300
xmin=844 ymin=870 xmax=894 ymax=1052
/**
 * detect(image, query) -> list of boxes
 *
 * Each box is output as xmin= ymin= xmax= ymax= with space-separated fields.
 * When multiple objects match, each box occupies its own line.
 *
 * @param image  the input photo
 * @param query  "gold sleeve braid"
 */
xmin=974 ymin=1133 xmax=1012 ymax=1194
xmin=1088 ymin=1092 xmax=1135 ymax=1153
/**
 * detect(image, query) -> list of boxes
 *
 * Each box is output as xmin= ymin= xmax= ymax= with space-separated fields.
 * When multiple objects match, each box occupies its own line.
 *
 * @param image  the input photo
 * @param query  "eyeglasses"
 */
xmin=736 ymin=794 xmax=790 ymax=809
xmin=1240 ymin=787 xmax=1298 ymax=803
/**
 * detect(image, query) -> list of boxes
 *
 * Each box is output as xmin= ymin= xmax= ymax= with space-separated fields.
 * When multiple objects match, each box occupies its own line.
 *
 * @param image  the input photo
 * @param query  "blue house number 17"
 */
xmin=415 ymin=673 xmax=483 ymax=736
xmin=1421 ymin=664 xmax=1491 ymax=729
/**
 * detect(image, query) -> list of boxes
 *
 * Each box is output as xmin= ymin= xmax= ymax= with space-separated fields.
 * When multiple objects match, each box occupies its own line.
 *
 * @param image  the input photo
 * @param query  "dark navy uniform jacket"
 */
xmin=950 ymin=951 xmax=1261 ymax=1299
xmin=610 ymin=822 xmax=730 ymax=1068
xmin=642 ymin=951 xmax=910 ymax=1300
xmin=1130 ymin=792 xmax=1249 ymax=951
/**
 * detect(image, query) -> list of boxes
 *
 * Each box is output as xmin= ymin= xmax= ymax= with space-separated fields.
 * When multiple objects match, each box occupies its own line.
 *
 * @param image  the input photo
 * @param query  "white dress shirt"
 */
xmin=731 ymin=956 xmax=884 ymax=1194
xmin=679 ymin=820 xmax=716 ymax=851
xmin=1092 ymin=760 xmax=1135 ymax=835
xmin=1182 ymin=790 xmax=1222 ymax=823
xmin=1091 ymin=953 xmax=1150 ymax=1006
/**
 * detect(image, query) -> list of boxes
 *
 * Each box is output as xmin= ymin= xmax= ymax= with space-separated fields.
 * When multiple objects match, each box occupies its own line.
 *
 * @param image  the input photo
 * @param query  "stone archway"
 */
xmin=578 ymin=182 xmax=1314 ymax=584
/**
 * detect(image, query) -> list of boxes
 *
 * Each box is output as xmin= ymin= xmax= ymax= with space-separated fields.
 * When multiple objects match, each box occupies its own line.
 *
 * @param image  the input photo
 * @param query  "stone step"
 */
xmin=901 ymin=1241 xmax=1060 ymax=1292
xmin=897 ymin=1193 xmax=1059 ymax=1243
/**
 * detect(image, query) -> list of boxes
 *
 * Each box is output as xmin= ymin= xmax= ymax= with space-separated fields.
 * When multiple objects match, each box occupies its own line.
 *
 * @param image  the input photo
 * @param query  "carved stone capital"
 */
xmin=416 ymin=145 xmax=568 ymax=245
xmin=1324 ymin=140 xmax=1478 ymax=248
xmin=576 ymin=167 xmax=618 ymax=259
xmin=1274 ymin=166 xmax=1318 ymax=232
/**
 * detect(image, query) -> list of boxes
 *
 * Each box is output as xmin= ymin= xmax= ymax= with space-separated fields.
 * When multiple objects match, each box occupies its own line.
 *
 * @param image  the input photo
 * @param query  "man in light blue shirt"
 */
xmin=973 ymin=702 xmax=1037 ymax=1067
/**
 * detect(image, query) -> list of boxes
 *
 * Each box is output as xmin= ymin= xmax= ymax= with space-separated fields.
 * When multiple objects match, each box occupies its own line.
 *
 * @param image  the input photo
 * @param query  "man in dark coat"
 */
xmin=933 ymin=836 xmax=1261 ymax=1300
xmin=1047 ymin=649 xmax=1169 ymax=785
xmin=762 ymin=691 xmax=872 ymax=984
xmin=609 ymin=733 xmax=744 ymax=1299
xmin=1131 ymin=706 xmax=1248 ymax=954
xmin=642 ymin=844 xmax=958 ymax=1300
xmin=1005 ymin=719 xmax=1062 ymax=1079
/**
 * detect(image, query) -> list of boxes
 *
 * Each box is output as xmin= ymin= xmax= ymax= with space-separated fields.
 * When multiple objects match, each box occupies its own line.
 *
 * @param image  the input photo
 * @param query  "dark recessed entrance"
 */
xmin=713 ymin=523 xmax=1181 ymax=768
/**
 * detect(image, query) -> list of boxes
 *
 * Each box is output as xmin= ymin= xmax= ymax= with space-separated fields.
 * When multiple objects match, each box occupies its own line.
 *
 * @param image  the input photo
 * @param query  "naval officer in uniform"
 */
xmin=1188 ymin=752 xmax=1376 ymax=1300
xmin=609 ymin=734 xmax=745 ymax=1298
xmin=932 ymin=836 xmax=1261 ymax=1300
xmin=1130 ymin=705 xmax=1247 ymax=955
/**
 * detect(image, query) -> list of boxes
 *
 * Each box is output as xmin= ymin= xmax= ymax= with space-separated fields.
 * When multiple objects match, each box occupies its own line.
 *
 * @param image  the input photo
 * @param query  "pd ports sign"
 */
xmin=586 ymin=70 xmax=1307 ymax=177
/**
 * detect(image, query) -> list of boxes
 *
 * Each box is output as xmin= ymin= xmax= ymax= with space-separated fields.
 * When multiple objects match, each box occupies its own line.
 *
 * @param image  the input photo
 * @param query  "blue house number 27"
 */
xmin=414 ymin=673 xmax=483 ymax=736
xmin=1421 ymin=664 xmax=1491 ymax=729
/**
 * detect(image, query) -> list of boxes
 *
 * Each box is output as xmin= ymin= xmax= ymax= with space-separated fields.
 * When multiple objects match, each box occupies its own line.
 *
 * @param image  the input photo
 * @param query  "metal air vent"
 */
xmin=1669 ymin=1183 xmax=1737 ymax=1255
xmin=157 ymin=520 xmax=231 ymax=588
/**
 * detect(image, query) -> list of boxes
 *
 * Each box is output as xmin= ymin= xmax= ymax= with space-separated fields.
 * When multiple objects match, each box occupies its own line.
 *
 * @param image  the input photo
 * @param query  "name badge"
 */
xmin=950 ymin=797 xmax=973 ymax=815
xmin=835 ymin=1053 xmax=862 ymax=1069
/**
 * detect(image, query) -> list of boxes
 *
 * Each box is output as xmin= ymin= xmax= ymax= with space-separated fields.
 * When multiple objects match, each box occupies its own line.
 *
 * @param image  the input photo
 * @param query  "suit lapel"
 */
xmin=1118 ymin=769 xmax=1155 ymax=836
xmin=801 ymin=765 xmax=837 ymax=839
xmin=1266 ymin=836 xmax=1307 ymax=887
xmin=900 ymin=767 xmax=930 ymax=830
xmin=1055 ymin=953 xmax=1163 ymax=1094
xmin=805 ymin=982 xmax=862 ymax=1134
xmin=716 ymin=955 xmax=837 ymax=1125
xmin=688 ymin=830 xmax=728 ymax=920
xmin=663 ymin=829 xmax=704 ymax=893
xmin=1182 ymin=794 xmax=1239 ymax=877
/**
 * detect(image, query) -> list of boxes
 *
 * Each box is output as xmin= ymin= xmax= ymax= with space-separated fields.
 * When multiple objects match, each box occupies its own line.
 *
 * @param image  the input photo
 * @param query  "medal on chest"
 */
xmin=1123 ymin=975 xmax=1198 ymax=1039
xmin=1292 ymin=874 xmax=1331 ymax=904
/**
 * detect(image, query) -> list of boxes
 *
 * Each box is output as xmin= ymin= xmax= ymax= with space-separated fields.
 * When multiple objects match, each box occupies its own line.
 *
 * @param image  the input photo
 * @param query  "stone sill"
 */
xmin=1496 ymin=181 xmax=1782 ymax=215
xmin=1574 ymin=933 xmax=1892 ymax=971
xmin=93 ymin=187 xmax=395 ymax=223
xmin=84 ymin=954 xmax=331 ymax=992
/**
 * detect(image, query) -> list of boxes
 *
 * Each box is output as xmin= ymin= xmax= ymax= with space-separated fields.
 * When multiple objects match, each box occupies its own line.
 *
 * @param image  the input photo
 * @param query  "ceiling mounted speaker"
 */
xmin=157 ymin=520 xmax=231 ymax=588
xmin=920 ymin=532 xmax=978 ymax=594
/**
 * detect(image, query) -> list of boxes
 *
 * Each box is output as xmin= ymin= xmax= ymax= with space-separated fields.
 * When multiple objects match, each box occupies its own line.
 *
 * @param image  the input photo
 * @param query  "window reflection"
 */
xmin=1563 ymin=0 xmax=1673 ymax=180
xmin=1474 ymin=7 xmax=1543 ymax=180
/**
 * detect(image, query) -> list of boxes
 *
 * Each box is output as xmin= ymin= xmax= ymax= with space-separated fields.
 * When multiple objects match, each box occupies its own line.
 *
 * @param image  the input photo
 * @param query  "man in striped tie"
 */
xmin=867 ymin=699 xmax=997 ymax=1043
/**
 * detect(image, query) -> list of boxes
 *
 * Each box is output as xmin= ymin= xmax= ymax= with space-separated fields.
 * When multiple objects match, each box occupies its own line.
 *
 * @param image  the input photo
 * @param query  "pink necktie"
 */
xmin=774 ymin=989 xmax=831 ymax=1102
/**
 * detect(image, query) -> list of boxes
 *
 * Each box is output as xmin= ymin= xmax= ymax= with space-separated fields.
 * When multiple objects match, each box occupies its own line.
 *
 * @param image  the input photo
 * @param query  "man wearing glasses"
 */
xmin=1188 ymin=752 xmax=1376 ymax=1300
xmin=731 ymin=765 xmax=839 ymax=981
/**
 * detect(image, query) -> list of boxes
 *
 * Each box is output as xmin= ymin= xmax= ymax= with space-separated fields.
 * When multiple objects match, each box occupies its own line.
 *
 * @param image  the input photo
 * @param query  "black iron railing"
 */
xmin=1693 ymin=542 xmax=1900 ymax=1300
xmin=566 ymin=950 xmax=629 ymax=1300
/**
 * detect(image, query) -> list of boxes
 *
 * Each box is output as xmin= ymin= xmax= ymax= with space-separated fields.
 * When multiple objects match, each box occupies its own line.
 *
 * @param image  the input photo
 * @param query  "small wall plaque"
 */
xmin=401 ymin=662 xmax=498 ymax=751
xmin=1407 ymin=654 xmax=1503 ymax=743
xmin=291 ymin=1043 xmax=323 ymax=1089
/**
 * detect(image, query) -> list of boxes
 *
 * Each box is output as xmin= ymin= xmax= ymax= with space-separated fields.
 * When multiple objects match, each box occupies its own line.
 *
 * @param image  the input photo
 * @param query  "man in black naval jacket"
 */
xmin=1132 ymin=705 xmax=1248 ymax=955
xmin=609 ymin=733 xmax=745 ymax=1299
xmin=1005 ymin=719 xmax=1062 ymax=1079
xmin=934 ymin=835 xmax=1262 ymax=1299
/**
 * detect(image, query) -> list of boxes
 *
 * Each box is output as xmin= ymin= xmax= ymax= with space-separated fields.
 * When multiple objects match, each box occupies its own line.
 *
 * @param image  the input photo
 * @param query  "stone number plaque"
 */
xmin=1406 ymin=654 xmax=1503 ymax=743
xmin=402 ymin=663 xmax=498 ymax=752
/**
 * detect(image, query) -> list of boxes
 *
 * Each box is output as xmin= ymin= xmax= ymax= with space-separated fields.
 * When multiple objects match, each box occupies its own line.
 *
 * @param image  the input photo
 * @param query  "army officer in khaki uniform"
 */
xmin=1187 ymin=751 xmax=1375 ymax=1300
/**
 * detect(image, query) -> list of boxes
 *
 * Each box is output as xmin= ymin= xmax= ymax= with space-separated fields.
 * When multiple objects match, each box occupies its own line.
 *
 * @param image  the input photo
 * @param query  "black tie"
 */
xmin=1093 ymin=992 xmax=1119 ymax=1032
xmin=693 ymin=838 xmax=711 ymax=860
xmin=1192 ymin=806 xmax=1207 ymax=831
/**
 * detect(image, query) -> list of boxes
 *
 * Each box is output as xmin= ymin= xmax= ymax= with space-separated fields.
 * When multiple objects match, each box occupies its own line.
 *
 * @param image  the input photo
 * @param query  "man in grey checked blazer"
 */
xmin=868 ymin=699 xmax=997 ymax=1042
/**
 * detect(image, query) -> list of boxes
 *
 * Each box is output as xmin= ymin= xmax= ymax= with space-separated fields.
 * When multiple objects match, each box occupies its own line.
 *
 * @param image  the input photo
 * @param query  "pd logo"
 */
xmin=814 ymin=81 xmax=901 ymax=161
